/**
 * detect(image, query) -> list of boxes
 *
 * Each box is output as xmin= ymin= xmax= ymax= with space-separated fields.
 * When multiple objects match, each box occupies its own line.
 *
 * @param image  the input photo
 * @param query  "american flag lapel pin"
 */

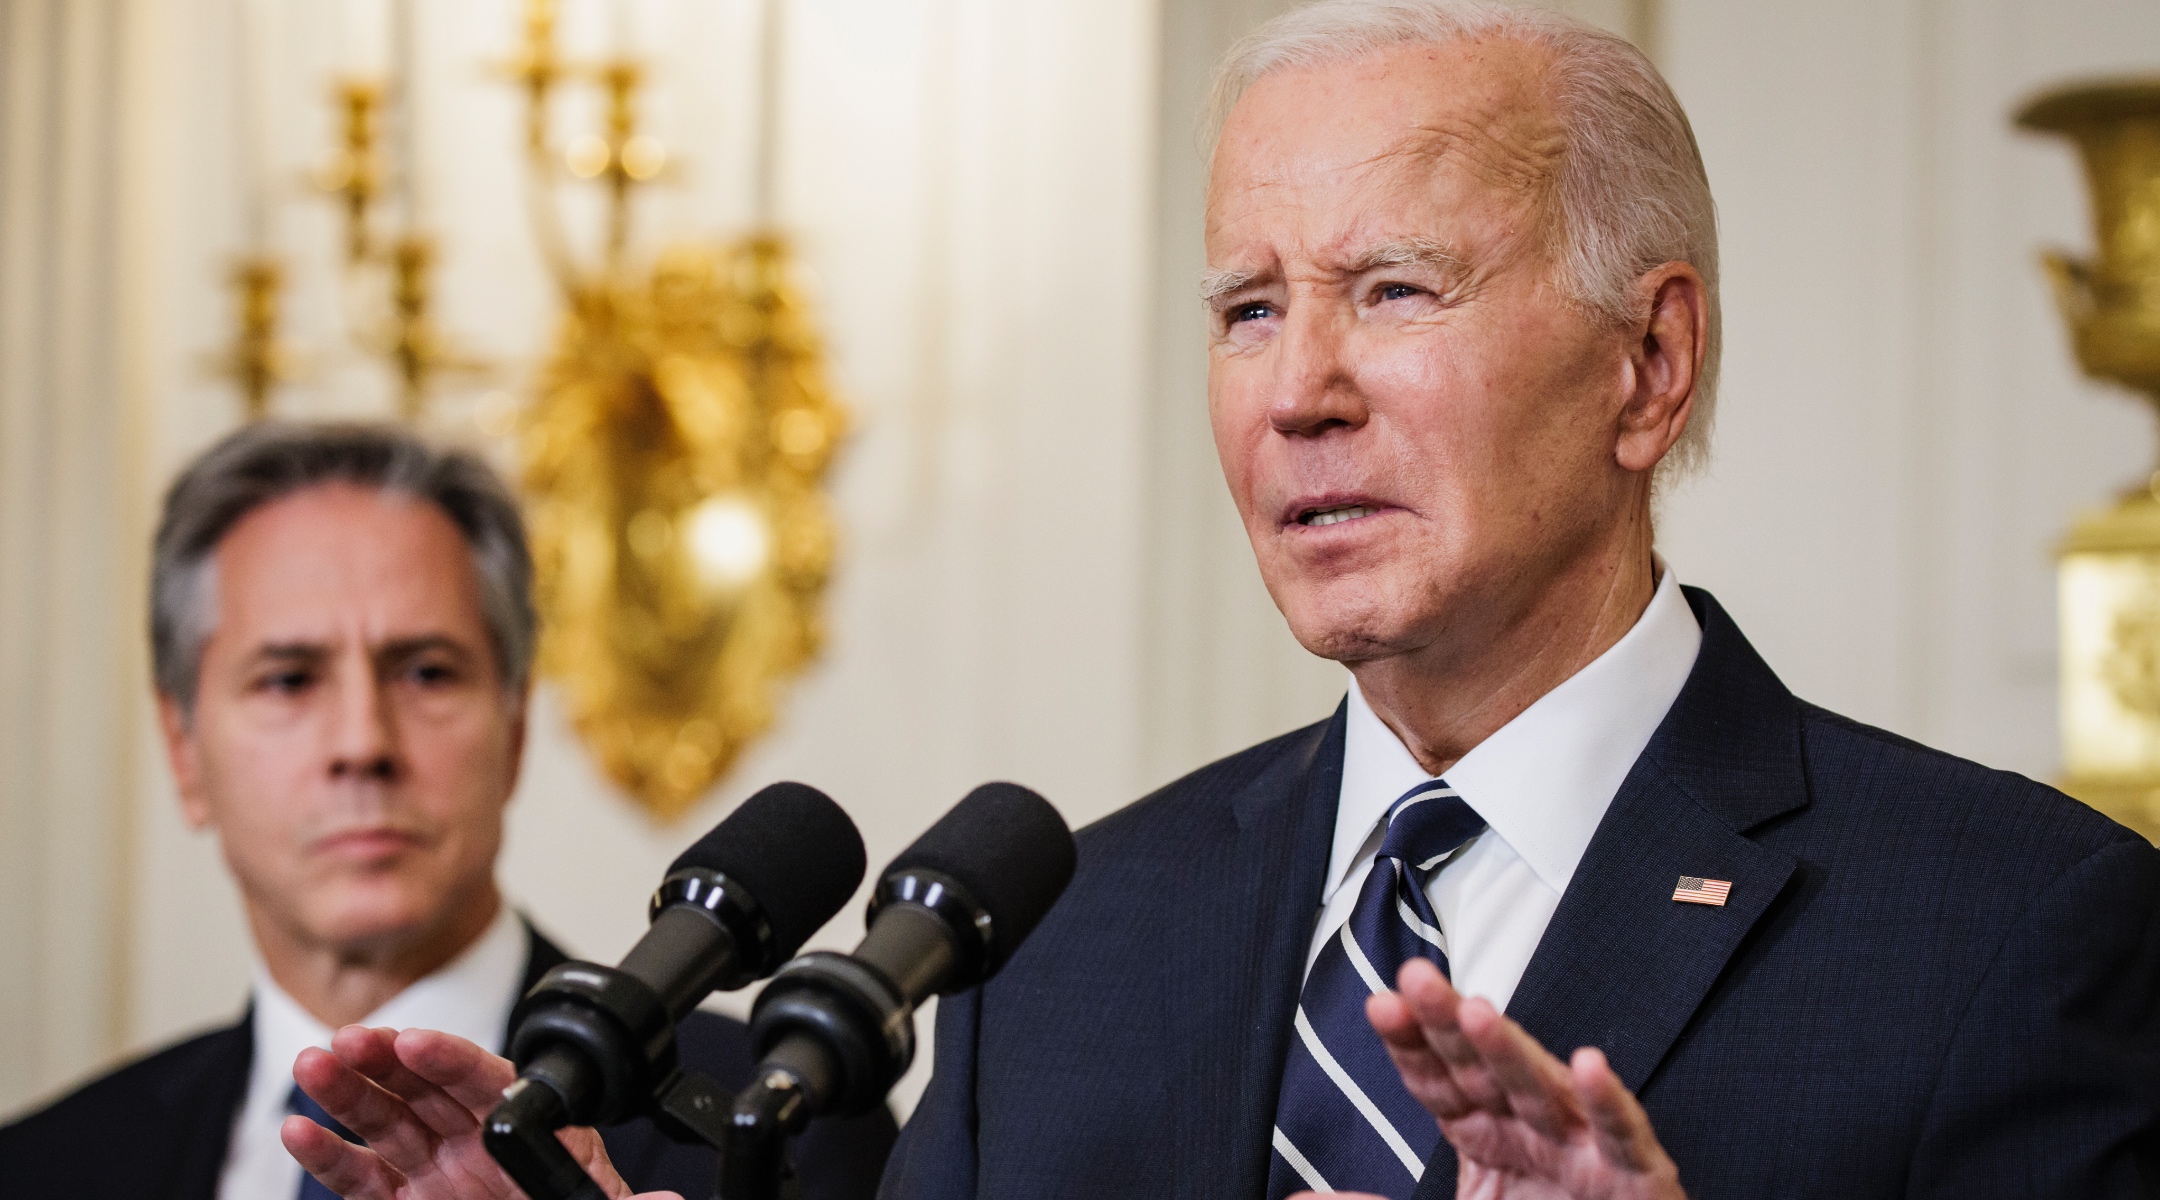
xmin=1673 ymin=876 xmax=1732 ymax=906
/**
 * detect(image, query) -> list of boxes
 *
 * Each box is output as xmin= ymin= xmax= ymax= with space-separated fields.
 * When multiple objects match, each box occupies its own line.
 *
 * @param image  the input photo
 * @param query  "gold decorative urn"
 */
xmin=2019 ymin=80 xmax=2160 ymax=840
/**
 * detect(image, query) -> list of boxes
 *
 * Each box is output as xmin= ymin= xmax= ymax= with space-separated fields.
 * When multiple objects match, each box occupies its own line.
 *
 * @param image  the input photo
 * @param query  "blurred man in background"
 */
xmin=0 ymin=422 xmax=895 ymax=1199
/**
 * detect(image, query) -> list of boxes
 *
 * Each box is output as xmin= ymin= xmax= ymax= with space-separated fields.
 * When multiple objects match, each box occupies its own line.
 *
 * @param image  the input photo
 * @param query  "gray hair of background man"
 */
xmin=1205 ymin=0 xmax=1721 ymax=478
xmin=150 ymin=421 xmax=538 ymax=718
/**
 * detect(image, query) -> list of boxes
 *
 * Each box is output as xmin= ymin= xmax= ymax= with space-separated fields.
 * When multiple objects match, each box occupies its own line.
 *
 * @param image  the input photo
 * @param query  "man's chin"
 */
xmin=1284 ymin=615 xmax=1423 ymax=666
xmin=1265 ymin=579 xmax=1400 ymax=651
xmin=302 ymin=888 xmax=445 ymax=956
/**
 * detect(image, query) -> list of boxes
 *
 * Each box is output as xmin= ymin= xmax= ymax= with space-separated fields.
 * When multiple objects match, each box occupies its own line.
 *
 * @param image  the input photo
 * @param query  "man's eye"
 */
xmin=1226 ymin=301 xmax=1276 ymax=325
xmin=1376 ymin=283 xmax=1424 ymax=303
xmin=408 ymin=661 xmax=458 ymax=687
xmin=258 ymin=670 xmax=313 ymax=695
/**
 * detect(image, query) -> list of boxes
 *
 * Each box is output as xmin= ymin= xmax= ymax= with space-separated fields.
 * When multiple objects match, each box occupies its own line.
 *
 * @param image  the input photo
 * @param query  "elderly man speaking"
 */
xmin=283 ymin=2 xmax=2160 ymax=1198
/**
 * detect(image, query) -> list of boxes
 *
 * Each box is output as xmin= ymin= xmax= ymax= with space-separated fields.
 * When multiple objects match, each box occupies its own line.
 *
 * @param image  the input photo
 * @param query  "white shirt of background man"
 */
xmin=1307 ymin=561 xmax=1705 ymax=1013
xmin=217 ymin=903 xmax=528 ymax=1200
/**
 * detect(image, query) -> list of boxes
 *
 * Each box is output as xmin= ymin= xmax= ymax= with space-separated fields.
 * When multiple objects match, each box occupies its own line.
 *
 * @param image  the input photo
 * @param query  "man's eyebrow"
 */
xmin=1199 ymin=266 xmax=1263 ymax=308
xmin=1345 ymin=238 xmax=1470 ymax=275
xmin=1198 ymin=239 xmax=1470 ymax=308
xmin=242 ymin=635 xmax=476 ymax=667
xmin=249 ymin=641 xmax=327 ymax=662
xmin=376 ymin=634 xmax=473 ymax=662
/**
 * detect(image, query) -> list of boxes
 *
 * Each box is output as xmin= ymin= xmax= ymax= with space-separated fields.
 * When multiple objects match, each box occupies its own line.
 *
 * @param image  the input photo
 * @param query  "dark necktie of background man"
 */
xmin=289 ymin=1084 xmax=362 ymax=1200
xmin=1268 ymin=781 xmax=1487 ymax=1200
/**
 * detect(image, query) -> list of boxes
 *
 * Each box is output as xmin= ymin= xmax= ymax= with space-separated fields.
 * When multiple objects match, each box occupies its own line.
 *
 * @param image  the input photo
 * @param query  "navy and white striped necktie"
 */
xmin=1267 ymin=779 xmax=1486 ymax=1199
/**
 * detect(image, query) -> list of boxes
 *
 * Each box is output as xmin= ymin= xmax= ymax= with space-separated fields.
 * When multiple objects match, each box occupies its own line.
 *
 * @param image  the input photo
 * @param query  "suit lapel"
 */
xmin=512 ymin=920 xmax=567 ymax=1054
xmin=1166 ymin=704 xmax=1345 ymax=1200
xmin=161 ymin=1015 xmax=255 ymax=1200
xmin=520 ymin=923 xmax=565 ymax=986
xmin=1414 ymin=589 xmax=1809 ymax=1199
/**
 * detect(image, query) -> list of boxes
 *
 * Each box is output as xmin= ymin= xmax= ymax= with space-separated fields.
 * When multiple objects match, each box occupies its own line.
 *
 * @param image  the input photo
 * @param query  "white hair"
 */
xmin=1205 ymin=0 xmax=1721 ymax=479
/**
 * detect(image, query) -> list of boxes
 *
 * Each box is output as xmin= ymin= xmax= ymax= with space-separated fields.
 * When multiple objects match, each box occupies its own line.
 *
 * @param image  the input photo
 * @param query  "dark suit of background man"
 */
xmin=0 ymin=423 xmax=896 ymax=1199
xmin=265 ymin=0 xmax=2159 ymax=1197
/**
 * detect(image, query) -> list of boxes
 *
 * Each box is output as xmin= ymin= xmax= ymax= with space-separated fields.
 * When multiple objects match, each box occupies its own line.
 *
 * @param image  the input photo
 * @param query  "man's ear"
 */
xmin=158 ymin=694 xmax=215 ymax=831
xmin=502 ymin=682 xmax=532 ymax=799
xmin=1615 ymin=263 xmax=1708 ymax=474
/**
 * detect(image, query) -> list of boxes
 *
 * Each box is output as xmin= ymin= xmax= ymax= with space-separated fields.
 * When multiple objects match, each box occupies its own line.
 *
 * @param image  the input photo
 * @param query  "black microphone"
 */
xmin=744 ymin=782 xmax=1076 ymax=1125
xmin=500 ymin=782 xmax=866 ymax=1129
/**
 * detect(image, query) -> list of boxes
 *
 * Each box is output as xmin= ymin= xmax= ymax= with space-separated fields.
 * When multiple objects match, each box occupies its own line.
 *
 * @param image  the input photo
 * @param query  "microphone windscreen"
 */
xmin=887 ymin=782 xmax=1075 ymax=971
xmin=671 ymin=782 xmax=866 ymax=959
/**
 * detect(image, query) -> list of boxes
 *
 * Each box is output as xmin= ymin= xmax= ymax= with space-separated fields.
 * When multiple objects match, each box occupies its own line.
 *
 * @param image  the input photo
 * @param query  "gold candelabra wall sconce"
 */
xmin=218 ymin=0 xmax=847 ymax=821
xmin=2019 ymin=80 xmax=2160 ymax=842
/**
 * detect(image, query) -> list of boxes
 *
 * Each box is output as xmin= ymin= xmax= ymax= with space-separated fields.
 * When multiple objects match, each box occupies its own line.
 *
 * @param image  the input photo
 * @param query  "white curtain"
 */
xmin=0 ymin=0 xmax=142 ymax=1118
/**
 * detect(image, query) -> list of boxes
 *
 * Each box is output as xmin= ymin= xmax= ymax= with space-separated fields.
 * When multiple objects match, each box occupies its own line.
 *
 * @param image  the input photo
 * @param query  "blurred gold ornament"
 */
xmin=375 ymin=234 xmax=491 ymax=421
xmin=2018 ymin=79 xmax=2160 ymax=840
xmin=214 ymin=256 xmax=292 ymax=419
xmin=521 ymin=240 xmax=844 ymax=818
xmin=501 ymin=3 xmax=846 ymax=819
xmin=316 ymin=79 xmax=386 ymax=265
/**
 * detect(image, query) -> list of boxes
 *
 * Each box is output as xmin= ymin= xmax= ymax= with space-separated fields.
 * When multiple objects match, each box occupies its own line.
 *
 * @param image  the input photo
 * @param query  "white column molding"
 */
xmin=0 ymin=0 xmax=144 ymax=1120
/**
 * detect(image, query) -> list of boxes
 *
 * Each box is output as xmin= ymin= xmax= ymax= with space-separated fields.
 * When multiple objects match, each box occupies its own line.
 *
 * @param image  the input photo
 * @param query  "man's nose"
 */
xmin=1267 ymin=306 xmax=1369 ymax=436
xmin=327 ymin=663 xmax=398 ymax=783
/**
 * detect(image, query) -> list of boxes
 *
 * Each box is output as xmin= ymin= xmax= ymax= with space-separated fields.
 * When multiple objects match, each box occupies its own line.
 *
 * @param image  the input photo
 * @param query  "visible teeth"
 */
xmin=1303 ymin=505 xmax=1376 ymax=527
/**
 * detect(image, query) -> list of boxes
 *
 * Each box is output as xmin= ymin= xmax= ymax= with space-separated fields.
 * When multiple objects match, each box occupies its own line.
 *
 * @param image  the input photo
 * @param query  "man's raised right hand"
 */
xmin=281 ymin=1025 xmax=679 ymax=1200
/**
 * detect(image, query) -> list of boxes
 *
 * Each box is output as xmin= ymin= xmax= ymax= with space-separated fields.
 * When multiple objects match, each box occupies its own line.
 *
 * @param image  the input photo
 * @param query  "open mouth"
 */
xmin=1297 ymin=504 xmax=1379 ymax=527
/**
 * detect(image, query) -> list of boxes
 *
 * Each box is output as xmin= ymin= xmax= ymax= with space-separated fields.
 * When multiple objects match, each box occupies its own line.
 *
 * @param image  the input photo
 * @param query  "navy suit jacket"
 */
xmin=0 ymin=923 xmax=896 ymax=1200
xmin=883 ymin=588 xmax=2160 ymax=1199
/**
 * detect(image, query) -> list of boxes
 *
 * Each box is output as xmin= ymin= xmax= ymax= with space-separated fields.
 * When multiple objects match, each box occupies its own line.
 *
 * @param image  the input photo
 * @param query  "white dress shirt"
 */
xmin=217 ymin=903 xmax=528 ymax=1200
xmin=1306 ymin=562 xmax=1703 ymax=1013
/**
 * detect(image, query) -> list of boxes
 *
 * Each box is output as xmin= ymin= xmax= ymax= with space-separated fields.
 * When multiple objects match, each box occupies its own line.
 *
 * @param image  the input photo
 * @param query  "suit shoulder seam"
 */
xmin=1080 ymin=715 xmax=1332 ymax=837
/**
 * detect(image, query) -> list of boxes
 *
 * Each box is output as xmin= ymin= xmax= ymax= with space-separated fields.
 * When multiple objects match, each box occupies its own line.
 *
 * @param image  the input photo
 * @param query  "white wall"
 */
xmin=1654 ymin=0 xmax=2160 ymax=778
xmin=0 ymin=0 xmax=141 ymax=1120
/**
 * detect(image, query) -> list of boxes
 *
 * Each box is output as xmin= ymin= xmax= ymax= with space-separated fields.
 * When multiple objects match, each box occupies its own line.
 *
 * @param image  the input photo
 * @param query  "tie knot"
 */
xmin=1377 ymin=780 xmax=1484 ymax=873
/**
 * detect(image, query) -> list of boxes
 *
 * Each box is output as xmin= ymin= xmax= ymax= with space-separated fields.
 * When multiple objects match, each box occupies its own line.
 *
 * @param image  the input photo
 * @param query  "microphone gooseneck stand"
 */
xmin=483 ymin=867 xmax=816 ymax=1200
xmin=487 ymin=872 xmax=960 ymax=1200
xmin=487 ymin=781 xmax=1077 ymax=1200
xmin=482 ymin=780 xmax=869 ymax=1200
xmin=485 ymin=1049 xmax=815 ymax=1200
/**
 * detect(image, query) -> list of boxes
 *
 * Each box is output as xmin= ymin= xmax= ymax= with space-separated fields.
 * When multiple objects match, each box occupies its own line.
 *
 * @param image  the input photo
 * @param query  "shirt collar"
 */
xmin=1332 ymin=561 xmax=1702 ymax=899
xmin=247 ymin=902 xmax=529 ymax=1106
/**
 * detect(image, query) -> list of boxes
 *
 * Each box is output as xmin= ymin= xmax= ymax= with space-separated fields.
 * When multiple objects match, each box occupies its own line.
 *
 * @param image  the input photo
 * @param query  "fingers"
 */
xmin=1570 ymin=1046 xmax=1666 ymax=1175
xmin=1388 ymin=959 xmax=1517 ymax=1120
xmin=1376 ymin=960 xmax=1587 ymax=1144
xmin=392 ymin=1026 xmax=637 ymax=1198
xmin=294 ymin=1044 xmax=443 ymax=1172
xmin=299 ymin=1025 xmax=638 ymax=1200
xmin=1454 ymin=994 xmax=1584 ymax=1141
xmin=328 ymin=1026 xmax=489 ymax=1147
xmin=391 ymin=1027 xmax=522 ymax=1116
xmin=281 ymin=1110 xmax=402 ymax=1200
xmin=1369 ymin=965 xmax=1684 ymax=1195
xmin=1367 ymin=988 xmax=1475 ymax=1120
xmin=559 ymin=1123 xmax=637 ymax=1198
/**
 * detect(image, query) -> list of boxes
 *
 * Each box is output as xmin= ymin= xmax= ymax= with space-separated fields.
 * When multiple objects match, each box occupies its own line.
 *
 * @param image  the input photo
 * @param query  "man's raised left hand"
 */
xmin=1328 ymin=958 xmax=1688 ymax=1200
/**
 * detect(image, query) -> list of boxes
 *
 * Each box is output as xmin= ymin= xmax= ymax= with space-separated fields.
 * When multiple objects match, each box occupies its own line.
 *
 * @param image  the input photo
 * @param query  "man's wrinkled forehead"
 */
xmin=1204 ymin=39 xmax=1565 ymax=245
